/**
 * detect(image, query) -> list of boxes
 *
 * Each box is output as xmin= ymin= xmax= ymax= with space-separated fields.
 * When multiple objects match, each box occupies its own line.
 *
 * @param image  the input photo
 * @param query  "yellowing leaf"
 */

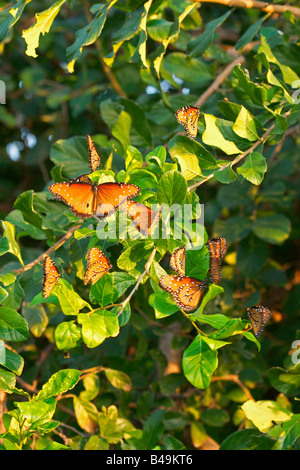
xmin=242 ymin=400 xmax=293 ymax=432
xmin=202 ymin=114 xmax=241 ymax=155
xmin=233 ymin=106 xmax=259 ymax=142
xmin=22 ymin=0 xmax=66 ymax=58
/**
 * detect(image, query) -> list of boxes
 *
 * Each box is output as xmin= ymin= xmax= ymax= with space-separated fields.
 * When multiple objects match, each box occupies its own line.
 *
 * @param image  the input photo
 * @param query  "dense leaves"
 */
xmin=0 ymin=0 xmax=300 ymax=451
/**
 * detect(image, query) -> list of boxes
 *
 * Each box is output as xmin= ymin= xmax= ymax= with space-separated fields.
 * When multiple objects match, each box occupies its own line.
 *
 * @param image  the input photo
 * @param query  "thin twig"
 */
xmin=117 ymin=246 xmax=158 ymax=317
xmin=188 ymin=110 xmax=291 ymax=192
xmin=195 ymin=55 xmax=245 ymax=108
xmin=211 ymin=373 xmax=254 ymax=401
xmin=193 ymin=0 xmax=300 ymax=18
xmin=13 ymin=223 xmax=82 ymax=275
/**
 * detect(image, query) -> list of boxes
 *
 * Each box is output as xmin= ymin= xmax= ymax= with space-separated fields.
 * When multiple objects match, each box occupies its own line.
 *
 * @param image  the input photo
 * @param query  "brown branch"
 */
xmin=13 ymin=223 xmax=82 ymax=275
xmin=195 ymin=55 xmax=245 ymax=108
xmin=188 ymin=110 xmax=291 ymax=192
xmin=211 ymin=373 xmax=254 ymax=400
xmin=194 ymin=0 xmax=300 ymax=17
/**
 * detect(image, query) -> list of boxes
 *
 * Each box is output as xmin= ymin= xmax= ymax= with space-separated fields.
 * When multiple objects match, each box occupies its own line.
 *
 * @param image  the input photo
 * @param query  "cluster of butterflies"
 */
xmin=43 ymin=109 xmax=272 ymax=338
xmin=48 ymin=135 xmax=160 ymax=236
xmin=159 ymin=237 xmax=271 ymax=337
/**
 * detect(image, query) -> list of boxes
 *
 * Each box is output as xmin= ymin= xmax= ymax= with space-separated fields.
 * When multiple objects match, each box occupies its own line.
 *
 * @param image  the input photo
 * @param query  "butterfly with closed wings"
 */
xmin=159 ymin=274 xmax=208 ymax=312
xmin=247 ymin=305 xmax=272 ymax=338
xmin=42 ymin=256 xmax=60 ymax=298
xmin=175 ymin=105 xmax=200 ymax=140
xmin=84 ymin=247 xmax=112 ymax=285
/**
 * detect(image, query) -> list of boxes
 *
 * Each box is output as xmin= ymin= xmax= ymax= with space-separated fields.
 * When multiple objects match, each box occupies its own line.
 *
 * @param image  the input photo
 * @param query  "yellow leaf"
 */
xmin=22 ymin=0 xmax=66 ymax=58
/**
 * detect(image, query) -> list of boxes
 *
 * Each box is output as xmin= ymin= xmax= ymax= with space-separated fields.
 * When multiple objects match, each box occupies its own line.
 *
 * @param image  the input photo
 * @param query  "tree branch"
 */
xmin=188 ymin=110 xmax=291 ymax=192
xmin=13 ymin=223 xmax=82 ymax=275
xmin=194 ymin=0 xmax=300 ymax=18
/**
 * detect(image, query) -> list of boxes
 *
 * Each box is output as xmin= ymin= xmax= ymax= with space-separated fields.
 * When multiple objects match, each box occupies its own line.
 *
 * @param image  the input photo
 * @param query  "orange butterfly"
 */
xmin=84 ymin=247 xmax=112 ymax=285
xmin=121 ymin=200 xmax=161 ymax=236
xmin=159 ymin=275 xmax=208 ymax=312
xmin=87 ymin=135 xmax=100 ymax=172
xmin=175 ymin=106 xmax=200 ymax=140
xmin=206 ymin=237 xmax=227 ymax=285
xmin=169 ymin=246 xmax=186 ymax=276
xmin=247 ymin=305 xmax=272 ymax=338
xmin=49 ymin=176 xmax=140 ymax=219
xmin=42 ymin=256 xmax=60 ymax=298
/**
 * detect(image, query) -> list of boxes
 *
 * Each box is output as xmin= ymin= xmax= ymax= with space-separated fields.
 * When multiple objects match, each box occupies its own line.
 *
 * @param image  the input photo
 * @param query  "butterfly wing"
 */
xmin=87 ymin=135 xmax=100 ymax=172
xmin=43 ymin=256 xmax=60 ymax=298
xmin=247 ymin=305 xmax=272 ymax=337
xmin=95 ymin=182 xmax=141 ymax=218
xmin=175 ymin=106 xmax=200 ymax=140
xmin=170 ymin=246 xmax=186 ymax=276
xmin=84 ymin=247 xmax=112 ymax=285
xmin=159 ymin=275 xmax=208 ymax=312
xmin=49 ymin=175 xmax=98 ymax=218
xmin=121 ymin=200 xmax=160 ymax=236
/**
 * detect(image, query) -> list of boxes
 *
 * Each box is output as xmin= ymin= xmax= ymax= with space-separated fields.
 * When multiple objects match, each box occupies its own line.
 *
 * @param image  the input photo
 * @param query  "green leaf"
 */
xmin=241 ymin=400 xmax=293 ymax=433
xmin=231 ymin=65 xmax=267 ymax=106
xmin=54 ymin=279 xmax=89 ymax=315
xmin=195 ymin=284 xmax=224 ymax=315
xmin=111 ymin=110 xmax=132 ymax=151
xmin=168 ymin=135 xmax=218 ymax=180
xmin=16 ymin=397 xmax=56 ymax=425
xmin=0 ymin=0 xmax=30 ymax=43
xmin=157 ymin=170 xmax=187 ymax=206
xmin=163 ymin=52 xmax=212 ymax=88
xmin=1 ymin=221 xmax=24 ymax=266
xmin=0 ymin=307 xmax=29 ymax=342
xmin=0 ymin=367 xmax=16 ymax=393
xmin=276 ymin=415 xmax=300 ymax=450
xmin=22 ymin=0 xmax=66 ymax=58
xmin=235 ymin=15 xmax=267 ymax=50
xmin=22 ymin=303 xmax=48 ymax=337
xmin=252 ymin=213 xmax=291 ymax=244
xmin=54 ymin=321 xmax=82 ymax=350
xmin=104 ymin=368 xmax=132 ymax=392
xmin=0 ymin=340 xmax=24 ymax=375
xmin=66 ymin=1 xmax=117 ymax=73
xmin=237 ymin=152 xmax=267 ymax=185
xmin=267 ymin=365 xmax=300 ymax=395
xmin=259 ymin=35 xmax=299 ymax=85
xmin=36 ymin=369 xmax=81 ymax=400
xmin=187 ymin=9 xmax=233 ymax=57
xmin=182 ymin=335 xmax=218 ymax=389
xmin=78 ymin=310 xmax=119 ymax=348
xmin=90 ymin=274 xmax=119 ymax=307
xmin=220 ymin=428 xmax=275 ymax=450
xmin=149 ymin=291 xmax=179 ymax=319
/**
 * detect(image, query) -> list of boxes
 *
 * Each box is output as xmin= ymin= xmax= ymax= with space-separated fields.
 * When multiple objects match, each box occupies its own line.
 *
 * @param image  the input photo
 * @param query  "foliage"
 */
xmin=0 ymin=0 xmax=300 ymax=450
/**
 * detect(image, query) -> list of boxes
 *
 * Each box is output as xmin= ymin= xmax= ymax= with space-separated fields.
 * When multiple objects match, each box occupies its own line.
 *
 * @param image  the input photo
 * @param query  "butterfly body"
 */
xmin=42 ymin=256 xmax=60 ymax=298
xmin=247 ymin=305 xmax=272 ymax=337
xmin=159 ymin=274 xmax=208 ymax=312
xmin=84 ymin=247 xmax=112 ymax=285
xmin=175 ymin=106 xmax=200 ymax=140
